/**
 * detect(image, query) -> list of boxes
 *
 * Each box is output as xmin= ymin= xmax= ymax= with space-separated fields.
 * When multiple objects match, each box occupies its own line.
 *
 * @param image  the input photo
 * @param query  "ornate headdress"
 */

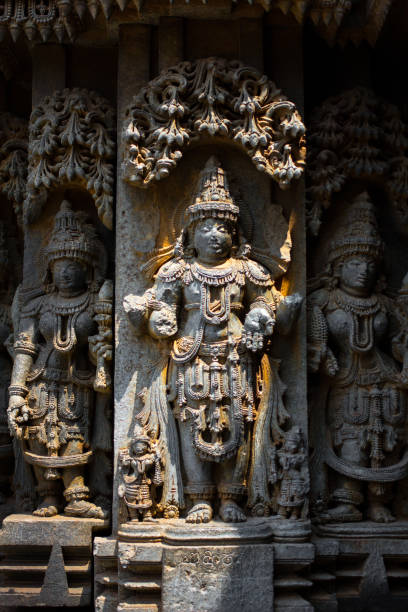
xmin=45 ymin=201 xmax=105 ymax=273
xmin=185 ymin=156 xmax=239 ymax=225
xmin=329 ymin=192 xmax=383 ymax=264
xmin=132 ymin=423 xmax=151 ymax=445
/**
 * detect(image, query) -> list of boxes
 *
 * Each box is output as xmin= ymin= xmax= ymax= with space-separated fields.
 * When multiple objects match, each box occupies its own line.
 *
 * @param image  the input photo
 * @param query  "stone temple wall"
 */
xmin=1 ymin=2 xmax=408 ymax=610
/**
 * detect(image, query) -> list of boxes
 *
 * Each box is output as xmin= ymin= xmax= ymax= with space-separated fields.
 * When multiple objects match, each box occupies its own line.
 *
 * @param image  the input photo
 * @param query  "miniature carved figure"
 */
xmin=7 ymin=201 xmax=112 ymax=518
xmin=277 ymin=427 xmax=308 ymax=519
xmin=125 ymin=157 xmax=302 ymax=523
xmin=0 ymin=222 xmax=13 ymax=510
xmin=118 ymin=425 xmax=163 ymax=522
xmin=308 ymin=192 xmax=408 ymax=523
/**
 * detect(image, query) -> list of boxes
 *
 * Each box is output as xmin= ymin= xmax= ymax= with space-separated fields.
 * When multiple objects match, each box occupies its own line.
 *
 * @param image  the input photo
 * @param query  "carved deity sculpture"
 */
xmin=125 ymin=157 xmax=302 ymax=523
xmin=308 ymin=193 xmax=408 ymax=523
xmin=0 ymin=222 xmax=13 ymax=509
xmin=118 ymin=425 xmax=163 ymax=522
xmin=277 ymin=427 xmax=308 ymax=519
xmin=7 ymin=201 xmax=112 ymax=519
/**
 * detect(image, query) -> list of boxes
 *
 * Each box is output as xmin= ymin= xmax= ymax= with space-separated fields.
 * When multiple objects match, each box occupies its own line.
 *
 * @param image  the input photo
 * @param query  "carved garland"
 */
xmin=26 ymin=88 xmax=115 ymax=229
xmin=307 ymin=86 xmax=408 ymax=235
xmin=123 ymin=58 xmax=306 ymax=190
xmin=0 ymin=112 xmax=28 ymax=223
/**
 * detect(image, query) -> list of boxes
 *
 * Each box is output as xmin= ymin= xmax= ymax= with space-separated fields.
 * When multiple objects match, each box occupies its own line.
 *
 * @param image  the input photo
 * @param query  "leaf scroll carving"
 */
xmin=26 ymin=88 xmax=115 ymax=229
xmin=122 ymin=58 xmax=306 ymax=190
xmin=307 ymin=87 xmax=408 ymax=235
xmin=0 ymin=112 xmax=28 ymax=223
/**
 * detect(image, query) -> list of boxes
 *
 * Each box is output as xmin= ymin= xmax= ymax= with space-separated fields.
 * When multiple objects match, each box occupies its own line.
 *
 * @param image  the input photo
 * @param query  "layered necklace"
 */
xmin=334 ymin=289 xmax=381 ymax=353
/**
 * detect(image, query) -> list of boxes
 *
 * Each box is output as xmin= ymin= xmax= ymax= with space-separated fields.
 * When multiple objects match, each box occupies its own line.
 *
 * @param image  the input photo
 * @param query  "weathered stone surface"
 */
xmin=0 ymin=514 xmax=107 ymax=606
xmin=162 ymin=544 xmax=274 ymax=612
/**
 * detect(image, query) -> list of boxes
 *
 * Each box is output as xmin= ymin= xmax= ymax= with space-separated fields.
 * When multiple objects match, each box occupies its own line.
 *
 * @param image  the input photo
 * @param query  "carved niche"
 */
xmin=120 ymin=58 xmax=307 ymax=526
xmin=0 ymin=112 xmax=26 ymax=517
xmin=308 ymin=191 xmax=408 ymax=526
xmin=8 ymin=200 xmax=113 ymax=518
xmin=307 ymin=87 xmax=408 ymax=235
xmin=26 ymin=88 xmax=115 ymax=229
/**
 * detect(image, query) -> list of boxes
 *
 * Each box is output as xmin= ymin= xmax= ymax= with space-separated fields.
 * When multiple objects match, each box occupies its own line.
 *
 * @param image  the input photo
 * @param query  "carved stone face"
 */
xmin=52 ymin=258 xmax=87 ymax=294
xmin=131 ymin=440 xmax=150 ymax=456
xmin=339 ymin=255 xmax=377 ymax=294
xmin=193 ymin=218 xmax=233 ymax=263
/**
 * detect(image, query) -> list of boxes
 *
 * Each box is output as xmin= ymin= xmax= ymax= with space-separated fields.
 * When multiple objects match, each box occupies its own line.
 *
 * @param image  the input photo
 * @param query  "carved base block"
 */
xmin=314 ymin=520 xmax=408 ymax=539
xmin=310 ymin=531 xmax=408 ymax=612
xmin=94 ymin=519 xmax=315 ymax=612
xmin=118 ymin=516 xmax=311 ymax=544
xmin=0 ymin=513 xmax=108 ymax=607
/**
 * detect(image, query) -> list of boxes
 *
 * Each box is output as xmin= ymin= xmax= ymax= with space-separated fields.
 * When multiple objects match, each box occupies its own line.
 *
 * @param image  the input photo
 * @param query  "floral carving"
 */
xmin=122 ymin=58 xmax=306 ymax=190
xmin=307 ymin=87 xmax=408 ymax=235
xmin=0 ymin=113 xmax=27 ymax=223
xmin=26 ymin=88 xmax=115 ymax=229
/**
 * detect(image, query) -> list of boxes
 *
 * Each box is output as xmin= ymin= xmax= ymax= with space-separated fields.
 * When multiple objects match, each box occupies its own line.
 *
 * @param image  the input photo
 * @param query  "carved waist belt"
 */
xmin=174 ymin=337 xmax=245 ymax=358
xmin=184 ymin=302 xmax=244 ymax=311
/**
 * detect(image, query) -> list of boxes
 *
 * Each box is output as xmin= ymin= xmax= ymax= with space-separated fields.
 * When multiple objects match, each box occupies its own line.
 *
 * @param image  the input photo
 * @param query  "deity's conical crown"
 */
xmin=185 ymin=156 xmax=239 ymax=224
xmin=132 ymin=423 xmax=151 ymax=444
xmin=329 ymin=192 xmax=383 ymax=263
xmin=45 ymin=200 xmax=100 ymax=268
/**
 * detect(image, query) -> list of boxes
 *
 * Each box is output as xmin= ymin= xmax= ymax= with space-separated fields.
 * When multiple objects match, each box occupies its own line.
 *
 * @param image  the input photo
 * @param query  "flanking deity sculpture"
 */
xmin=308 ymin=192 xmax=408 ymax=523
xmin=7 ymin=201 xmax=112 ymax=519
xmin=124 ymin=156 xmax=304 ymax=523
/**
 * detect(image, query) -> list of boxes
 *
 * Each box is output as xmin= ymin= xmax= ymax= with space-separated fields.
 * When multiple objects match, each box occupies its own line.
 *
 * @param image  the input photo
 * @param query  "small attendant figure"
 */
xmin=118 ymin=424 xmax=163 ymax=522
xmin=277 ymin=427 xmax=308 ymax=520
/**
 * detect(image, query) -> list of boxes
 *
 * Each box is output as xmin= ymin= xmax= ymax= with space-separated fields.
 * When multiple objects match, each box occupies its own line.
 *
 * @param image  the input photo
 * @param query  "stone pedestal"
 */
xmin=0 ymin=514 xmax=107 ymax=607
xmin=310 ymin=523 xmax=408 ymax=612
xmin=94 ymin=518 xmax=314 ymax=612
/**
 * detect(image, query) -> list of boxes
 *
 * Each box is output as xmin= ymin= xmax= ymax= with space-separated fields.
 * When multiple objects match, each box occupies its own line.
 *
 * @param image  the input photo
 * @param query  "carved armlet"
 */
xmin=14 ymin=334 xmax=38 ymax=357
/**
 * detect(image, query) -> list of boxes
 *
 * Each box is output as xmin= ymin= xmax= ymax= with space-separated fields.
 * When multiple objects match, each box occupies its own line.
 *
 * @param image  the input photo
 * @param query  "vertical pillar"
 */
xmin=266 ymin=13 xmax=307 ymax=503
xmin=114 ymin=24 xmax=151 ymax=531
xmin=238 ymin=18 xmax=264 ymax=72
xmin=158 ymin=17 xmax=183 ymax=74
xmin=22 ymin=46 xmax=66 ymax=284
xmin=31 ymin=45 xmax=66 ymax=108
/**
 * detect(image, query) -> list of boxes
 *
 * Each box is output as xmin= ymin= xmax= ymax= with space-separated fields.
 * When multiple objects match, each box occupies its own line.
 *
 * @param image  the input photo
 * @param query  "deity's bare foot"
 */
xmin=219 ymin=500 xmax=247 ymax=523
xmin=33 ymin=496 xmax=59 ymax=517
xmin=64 ymin=499 xmax=107 ymax=519
xmin=186 ymin=502 xmax=213 ymax=524
xmin=326 ymin=503 xmax=362 ymax=522
xmin=367 ymin=502 xmax=396 ymax=523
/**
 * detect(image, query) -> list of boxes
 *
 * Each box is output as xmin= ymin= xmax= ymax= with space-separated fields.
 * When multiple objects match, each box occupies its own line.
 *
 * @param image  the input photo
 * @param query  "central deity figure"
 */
xmin=125 ymin=157 xmax=301 ymax=523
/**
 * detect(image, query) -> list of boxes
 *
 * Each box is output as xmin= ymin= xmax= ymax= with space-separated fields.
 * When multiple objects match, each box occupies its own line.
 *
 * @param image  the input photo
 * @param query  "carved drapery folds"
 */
xmin=26 ymin=88 xmax=115 ymax=229
xmin=122 ymin=58 xmax=306 ymax=190
xmin=0 ymin=113 xmax=27 ymax=223
xmin=307 ymin=87 xmax=408 ymax=235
